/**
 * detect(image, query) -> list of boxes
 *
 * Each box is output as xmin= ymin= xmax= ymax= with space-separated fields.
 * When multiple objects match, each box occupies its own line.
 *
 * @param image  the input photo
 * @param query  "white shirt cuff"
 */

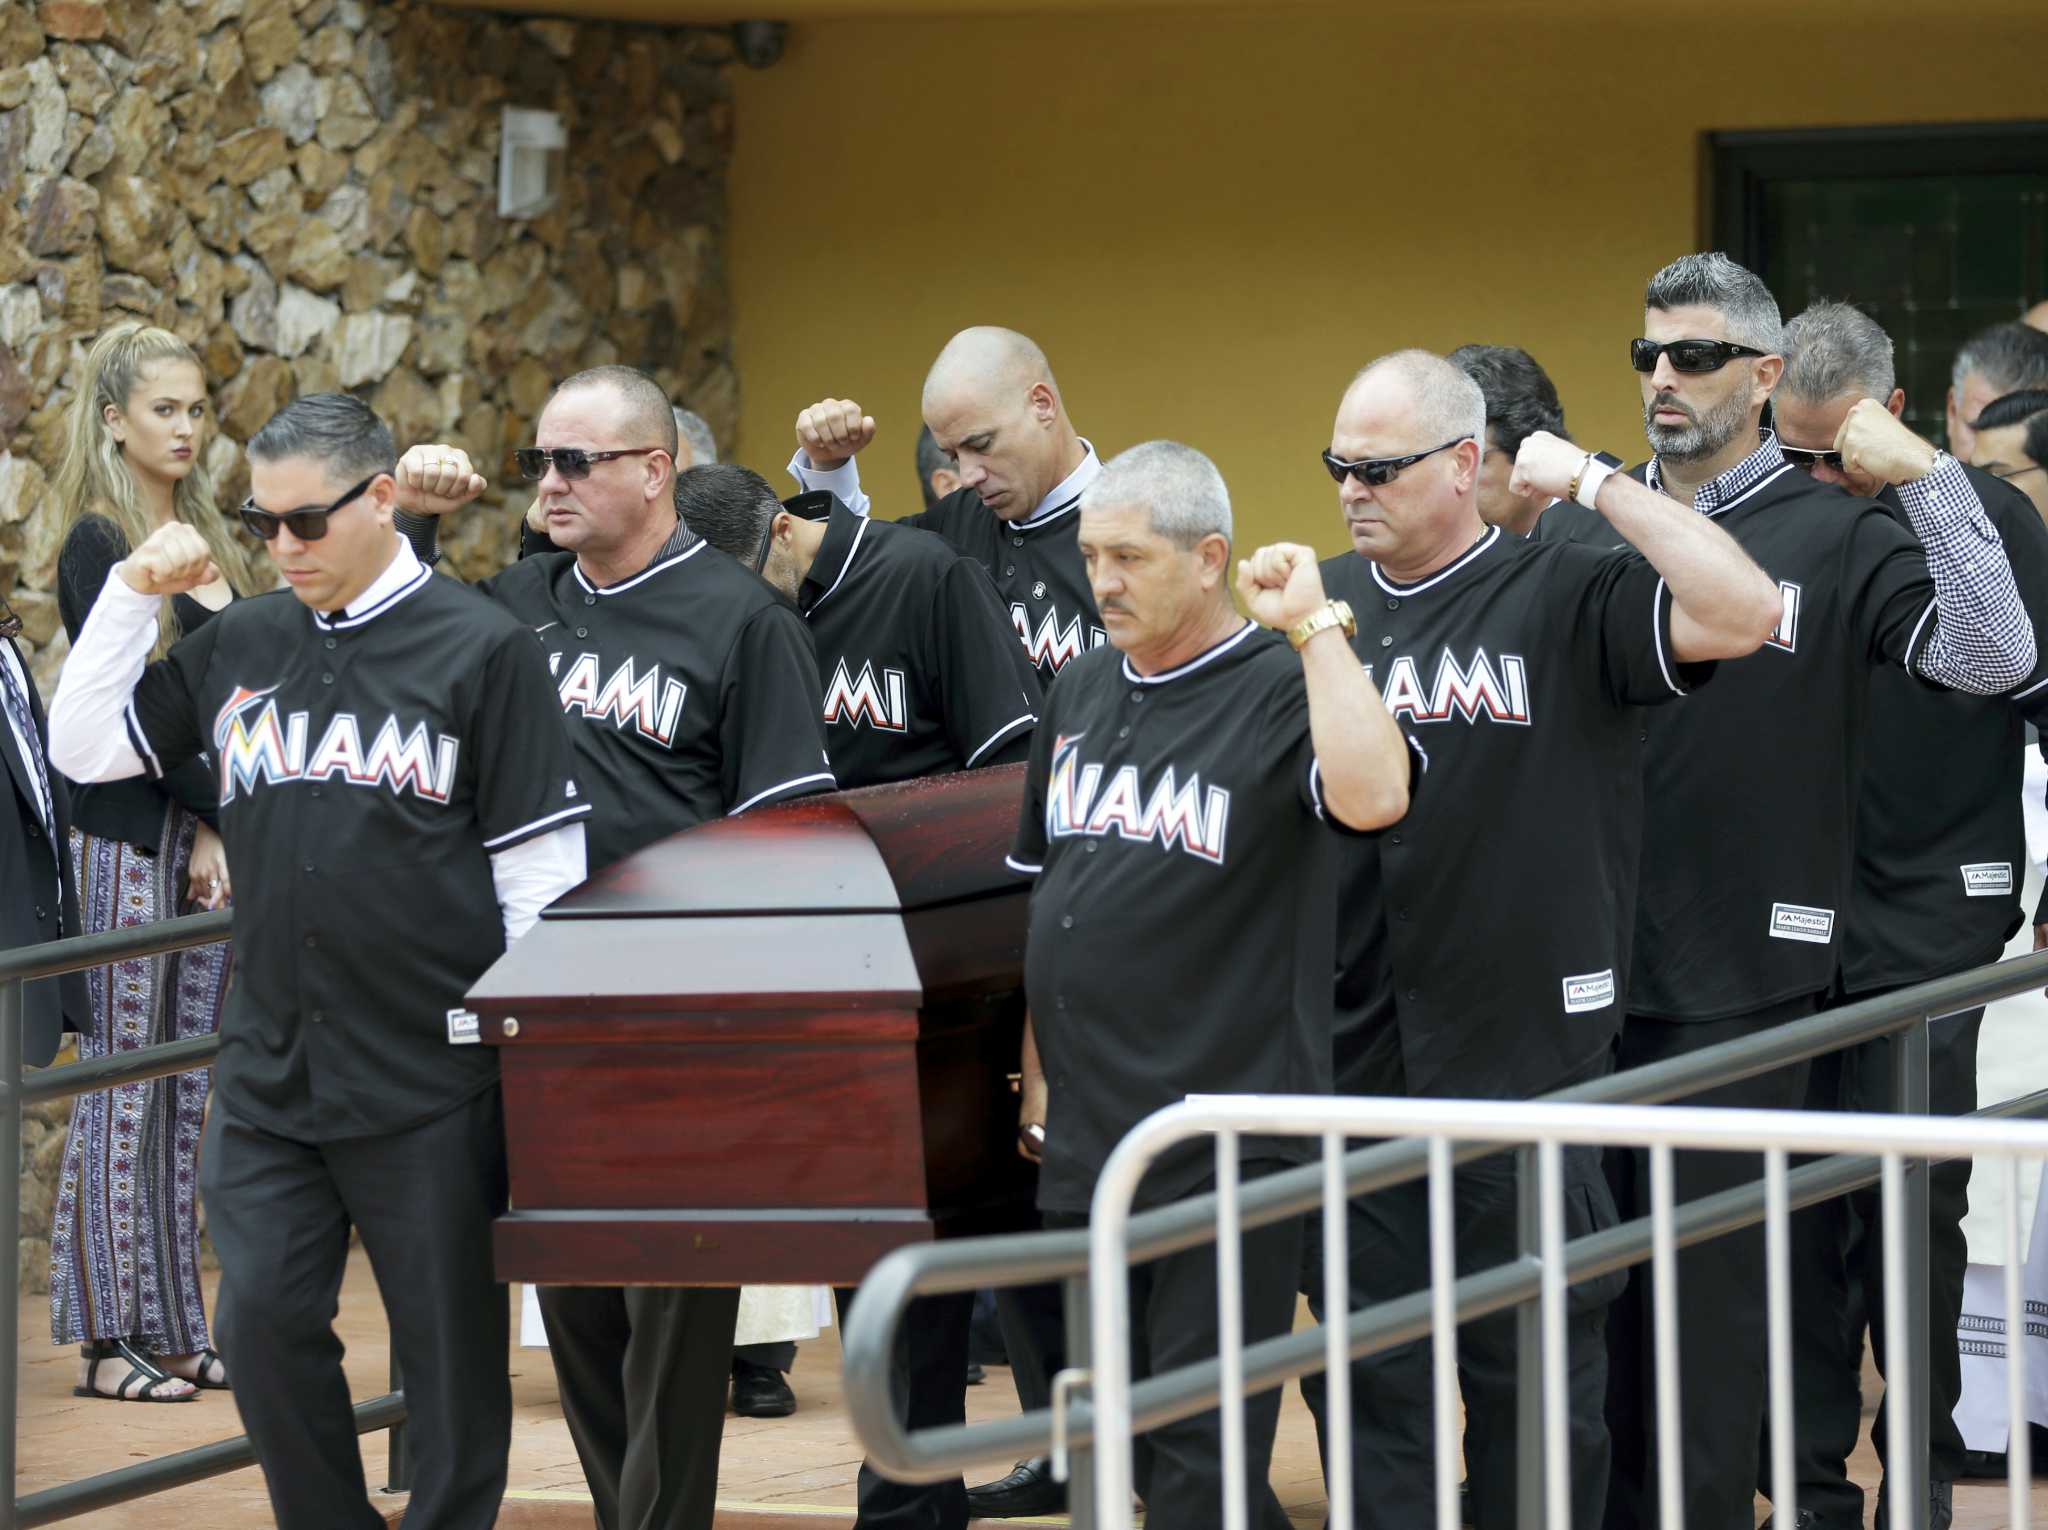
xmin=785 ymin=448 xmax=871 ymax=518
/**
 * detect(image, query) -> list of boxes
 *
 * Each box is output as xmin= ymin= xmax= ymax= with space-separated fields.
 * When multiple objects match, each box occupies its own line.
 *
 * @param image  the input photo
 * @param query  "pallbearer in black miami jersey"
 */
xmin=47 ymin=394 xmax=589 ymax=1530
xmin=682 ymin=466 xmax=1040 ymax=787
xmin=1303 ymin=350 xmax=1782 ymax=1530
xmin=395 ymin=367 xmax=834 ymax=1530
xmin=1598 ymin=255 xmax=2036 ymax=1530
xmin=1011 ymin=440 xmax=1413 ymax=1530
xmin=787 ymin=328 xmax=1109 ymax=684
xmin=1763 ymin=303 xmax=2048 ymax=1530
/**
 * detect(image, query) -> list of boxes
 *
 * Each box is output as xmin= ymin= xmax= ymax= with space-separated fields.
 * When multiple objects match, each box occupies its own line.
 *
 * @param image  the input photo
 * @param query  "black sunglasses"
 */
xmin=513 ymin=446 xmax=666 ymax=481
xmin=239 ymin=473 xmax=380 ymax=542
xmin=1321 ymin=437 xmax=1471 ymax=488
xmin=1631 ymin=338 xmax=1768 ymax=374
xmin=1780 ymin=444 xmax=1845 ymax=473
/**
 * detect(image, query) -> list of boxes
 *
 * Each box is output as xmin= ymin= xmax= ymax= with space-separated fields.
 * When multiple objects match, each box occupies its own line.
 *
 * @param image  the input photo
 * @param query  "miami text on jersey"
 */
xmin=549 ymin=651 xmax=688 ymax=748
xmin=1011 ymin=603 xmax=1107 ymax=672
xmin=1766 ymin=581 xmax=1802 ymax=654
xmin=1045 ymin=732 xmax=1230 ymax=864
xmin=1365 ymin=648 xmax=1532 ymax=726
xmin=822 ymin=657 xmax=909 ymax=732
xmin=212 ymin=685 xmax=460 ymax=804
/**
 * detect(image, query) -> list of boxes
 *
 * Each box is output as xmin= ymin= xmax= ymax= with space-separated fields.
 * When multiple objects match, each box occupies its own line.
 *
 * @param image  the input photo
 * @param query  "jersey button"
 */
xmin=1129 ymin=691 xmax=1143 ymax=704
xmin=1389 ymin=833 xmax=1402 ymax=845
xmin=1085 ymin=841 xmax=1098 ymax=853
xmin=324 ymin=637 xmax=338 ymax=650
xmin=584 ymin=594 xmax=596 ymax=607
xmin=1117 ymin=726 xmax=1130 ymax=739
xmin=575 ymin=626 xmax=588 ymax=639
xmin=1060 ymin=914 xmax=1075 ymax=930
xmin=1011 ymin=536 xmax=1024 ymax=548
xmin=322 ymin=672 xmax=335 ymax=685
xmin=304 ymin=862 xmax=316 ymax=874
xmin=1004 ymin=564 xmax=1015 ymax=578
xmin=311 ymin=1010 xmax=325 ymax=1024
xmin=303 ymin=934 xmax=317 ymax=948
xmin=1379 ymin=635 xmax=1393 ymax=648
xmin=1385 ymin=599 xmax=1399 ymax=611
xmin=1405 ymin=988 xmax=1419 ymax=1001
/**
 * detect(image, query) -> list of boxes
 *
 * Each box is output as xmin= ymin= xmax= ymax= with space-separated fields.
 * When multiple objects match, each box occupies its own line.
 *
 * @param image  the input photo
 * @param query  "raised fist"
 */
xmin=1511 ymin=430 xmax=1597 ymax=505
xmin=794 ymin=398 xmax=876 ymax=472
xmin=1834 ymin=398 xmax=1939 ymax=486
xmin=1236 ymin=542 xmax=1328 ymax=633
xmin=395 ymin=444 xmax=488 ymax=518
xmin=118 ymin=522 xmax=218 ymax=597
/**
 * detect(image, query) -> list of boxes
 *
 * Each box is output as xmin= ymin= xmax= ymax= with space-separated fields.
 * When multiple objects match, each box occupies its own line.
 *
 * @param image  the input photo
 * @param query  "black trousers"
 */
xmin=1300 ymin=1142 xmax=1623 ymax=1530
xmin=537 ymin=1284 xmax=740 ymax=1530
xmin=1603 ymin=998 xmax=1818 ymax=1530
xmin=734 ymin=1341 xmax=796 ymax=1373
xmin=1763 ymin=1002 xmax=1982 ymax=1522
xmin=200 ymin=1089 xmax=511 ymax=1530
xmin=1048 ymin=1187 xmax=1303 ymax=1530
xmin=833 ymin=1285 xmax=976 ymax=1529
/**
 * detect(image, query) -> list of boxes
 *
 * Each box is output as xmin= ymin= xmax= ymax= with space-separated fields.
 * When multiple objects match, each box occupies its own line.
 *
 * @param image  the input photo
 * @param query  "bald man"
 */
xmin=790 ymin=327 xmax=1109 ymax=686
xmin=2025 ymin=300 xmax=2048 ymax=333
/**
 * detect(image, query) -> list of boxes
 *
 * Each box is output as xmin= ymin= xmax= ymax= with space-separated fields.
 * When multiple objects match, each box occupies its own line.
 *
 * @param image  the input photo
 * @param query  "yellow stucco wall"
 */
xmin=729 ymin=4 xmax=2048 ymax=553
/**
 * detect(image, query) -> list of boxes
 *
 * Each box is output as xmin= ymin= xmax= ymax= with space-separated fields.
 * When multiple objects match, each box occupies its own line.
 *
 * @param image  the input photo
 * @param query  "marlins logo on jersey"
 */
xmin=1045 ymin=731 xmax=1231 ymax=864
xmin=211 ymin=684 xmax=460 ymax=804
xmin=1365 ymin=647 xmax=1532 ymax=726
xmin=1013 ymin=603 xmax=1108 ymax=674
xmin=822 ymin=657 xmax=909 ymax=733
xmin=549 ymin=651 xmax=688 ymax=748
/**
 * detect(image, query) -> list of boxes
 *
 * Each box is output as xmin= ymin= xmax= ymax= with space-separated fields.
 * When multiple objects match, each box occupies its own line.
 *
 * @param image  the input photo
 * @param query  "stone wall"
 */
xmin=1 ymin=0 xmax=743 ymax=1294
xmin=1 ymin=0 xmax=742 ymax=695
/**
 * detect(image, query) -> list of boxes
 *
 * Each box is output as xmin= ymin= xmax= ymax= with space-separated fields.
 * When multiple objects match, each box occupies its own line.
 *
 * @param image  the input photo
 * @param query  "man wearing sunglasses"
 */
xmin=46 ymin=392 xmax=591 ymax=1530
xmin=1302 ymin=347 xmax=1783 ymax=1530
xmin=1596 ymin=255 xmax=2037 ymax=1530
xmin=395 ymin=363 xmax=836 ymax=1530
xmin=1761 ymin=306 xmax=2048 ymax=1530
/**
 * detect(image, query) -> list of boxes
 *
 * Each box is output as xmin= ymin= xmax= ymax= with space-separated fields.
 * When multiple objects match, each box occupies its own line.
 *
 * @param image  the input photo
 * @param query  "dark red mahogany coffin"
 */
xmin=468 ymin=763 xmax=1035 ymax=1286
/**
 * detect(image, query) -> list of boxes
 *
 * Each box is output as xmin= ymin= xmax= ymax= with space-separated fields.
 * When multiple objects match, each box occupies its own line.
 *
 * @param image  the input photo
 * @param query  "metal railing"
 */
xmin=0 ymin=911 xmax=410 ymax=1529
xmin=842 ymin=943 xmax=2048 ymax=1528
xmin=1088 ymin=1095 xmax=2048 ymax=1530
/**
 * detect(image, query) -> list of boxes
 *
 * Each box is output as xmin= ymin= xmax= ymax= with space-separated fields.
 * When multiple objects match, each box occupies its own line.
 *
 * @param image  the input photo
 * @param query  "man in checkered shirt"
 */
xmin=1595 ymin=253 xmax=2036 ymax=1530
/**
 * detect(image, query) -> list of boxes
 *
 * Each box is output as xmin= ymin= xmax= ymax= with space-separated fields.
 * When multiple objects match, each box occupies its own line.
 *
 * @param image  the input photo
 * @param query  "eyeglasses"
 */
xmin=1321 ymin=437 xmax=1472 ymax=488
xmin=1631 ymin=338 xmax=1768 ymax=374
xmin=513 ymin=446 xmax=666 ymax=481
xmin=1780 ymin=445 xmax=1845 ymax=473
xmin=239 ymin=473 xmax=380 ymax=542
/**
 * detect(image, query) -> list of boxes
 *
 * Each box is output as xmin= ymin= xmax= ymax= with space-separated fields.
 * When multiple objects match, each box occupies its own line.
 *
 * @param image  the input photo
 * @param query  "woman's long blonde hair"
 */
xmin=50 ymin=323 xmax=263 ymax=657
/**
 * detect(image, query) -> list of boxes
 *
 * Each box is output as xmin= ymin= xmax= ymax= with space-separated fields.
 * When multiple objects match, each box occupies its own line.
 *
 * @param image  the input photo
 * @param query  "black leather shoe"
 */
xmin=1874 ymin=1478 xmax=1952 ymax=1530
xmin=730 ymin=1361 xmax=796 ymax=1418
xmin=965 ymin=1457 xmax=1067 ymax=1518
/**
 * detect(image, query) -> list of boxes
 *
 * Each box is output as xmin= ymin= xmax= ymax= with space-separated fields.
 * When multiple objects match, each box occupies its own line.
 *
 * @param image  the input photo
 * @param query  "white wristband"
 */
xmin=1576 ymin=458 xmax=1617 ymax=511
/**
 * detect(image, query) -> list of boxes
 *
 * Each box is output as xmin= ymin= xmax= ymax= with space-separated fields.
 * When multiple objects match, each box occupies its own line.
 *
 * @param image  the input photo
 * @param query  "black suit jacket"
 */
xmin=0 ymin=636 xmax=84 ymax=1066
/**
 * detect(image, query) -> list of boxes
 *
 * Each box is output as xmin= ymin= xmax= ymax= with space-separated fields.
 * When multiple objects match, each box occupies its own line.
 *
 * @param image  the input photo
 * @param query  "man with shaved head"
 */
xmin=395 ymin=365 xmax=838 ymax=1530
xmin=1303 ymin=347 xmax=1783 ymax=1529
xmin=790 ymin=327 xmax=1108 ymax=684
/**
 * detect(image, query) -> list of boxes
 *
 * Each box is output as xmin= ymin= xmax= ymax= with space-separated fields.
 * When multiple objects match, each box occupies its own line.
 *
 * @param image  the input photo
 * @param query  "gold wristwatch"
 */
xmin=1287 ymin=599 xmax=1356 ymax=651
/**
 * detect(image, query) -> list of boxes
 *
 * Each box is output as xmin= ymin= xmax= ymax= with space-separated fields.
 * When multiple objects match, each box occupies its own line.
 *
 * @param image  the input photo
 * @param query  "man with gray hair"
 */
xmin=1599 ymin=255 xmax=2037 ymax=1530
xmin=1946 ymin=320 xmax=2048 ymax=460
xmin=1009 ymin=439 xmax=1416 ymax=1530
xmin=1764 ymin=301 xmax=2048 ymax=1530
xmin=1304 ymin=347 xmax=1782 ymax=1529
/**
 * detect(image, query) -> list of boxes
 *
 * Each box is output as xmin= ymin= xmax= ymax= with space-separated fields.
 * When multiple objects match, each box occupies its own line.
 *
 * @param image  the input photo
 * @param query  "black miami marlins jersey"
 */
xmin=793 ymin=494 xmax=1040 ymax=788
xmin=900 ymin=489 xmax=1105 ymax=684
xmin=1843 ymin=465 xmax=2048 ymax=992
xmin=123 ymin=564 xmax=588 ymax=1142
xmin=1629 ymin=461 xmax=1953 ymax=1022
xmin=1321 ymin=525 xmax=1705 ymax=1099
xmin=1008 ymin=623 xmax=1358 ymax=1214
xmin=479 ymin=532 xmax=836 ymax=873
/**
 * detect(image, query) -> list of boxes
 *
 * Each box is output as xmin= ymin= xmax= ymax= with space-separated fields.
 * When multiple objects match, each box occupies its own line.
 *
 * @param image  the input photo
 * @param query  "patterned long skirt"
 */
xmin=49 ymin=811 xmax=231 ymax=1350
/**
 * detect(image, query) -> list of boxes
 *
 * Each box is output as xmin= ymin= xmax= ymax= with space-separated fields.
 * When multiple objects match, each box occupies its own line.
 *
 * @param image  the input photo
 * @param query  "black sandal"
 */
xmin=73 ymin=1339 xmax=196 ymax=1403
xmin=185 ymin=1347 xmax=229 ymax=1390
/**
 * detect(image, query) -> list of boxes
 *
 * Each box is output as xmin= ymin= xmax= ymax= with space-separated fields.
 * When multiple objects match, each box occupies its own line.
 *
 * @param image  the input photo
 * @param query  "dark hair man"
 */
xmin=1946 ymin=321 xmax=2048 ymax=460
xmin=1012 ymin=439 xmax=1414 ymax=1529
xmin=1968 ymin=388 xmax=2048 ymax=522
xmin=1302 ymin=349 xmax=1781 ymax=1530
xmin=915 ymin=424 xmax=962 ymax=510
xmin=1446 ymin=342 xmax=1614 ymax=543
xmin=47 ymin=392 xmax=590 ymax=1530
xmin=395 ymin=364 xmax=837 ymax=1530
xmin=1764 ymin=301 xmax=2048 ymax=1530
xmin=790 ymin=328 xmax=1108 ymax=684
xmin=1597 ymin=255 xmax=2036 ymax=1530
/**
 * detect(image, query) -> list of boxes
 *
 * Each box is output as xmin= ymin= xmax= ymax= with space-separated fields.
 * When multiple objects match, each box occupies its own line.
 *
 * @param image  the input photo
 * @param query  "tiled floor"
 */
xmin=16 ymin=1251 xmax=2048 ymax=1527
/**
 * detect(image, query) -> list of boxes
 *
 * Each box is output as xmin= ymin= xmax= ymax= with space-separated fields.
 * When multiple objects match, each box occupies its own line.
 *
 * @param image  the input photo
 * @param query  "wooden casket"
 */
xmin=467 ymin=763 xmax=1035 ymax=1286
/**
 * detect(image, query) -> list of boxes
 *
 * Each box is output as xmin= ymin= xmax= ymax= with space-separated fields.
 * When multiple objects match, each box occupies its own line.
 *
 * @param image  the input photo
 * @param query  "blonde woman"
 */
xmin=48 ymin=323 xmax=263 ymax=1402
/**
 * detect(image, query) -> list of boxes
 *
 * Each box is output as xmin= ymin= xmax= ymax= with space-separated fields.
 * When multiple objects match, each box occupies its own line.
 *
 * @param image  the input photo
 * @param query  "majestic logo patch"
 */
xmin=1364 ymin=648 xmax=1531 ymax=726
xmin=550 ymin=652 xmax=688 ymax=749
xmin=822 ymin=657 xmax=909 ymax=733
xmin=1766 ymin=581 xmax=1802 ymax=654
xmin=1768 ymin=901 xmax=1835 ymax=943
xmin=1011 ymin=603 xmax=1107 ymax=673
xmin=211 ymin=685 xmax=460 ymax=805
xmin=1961 ymin=863 xmax=2014 ymax=897
xmin=1045 ymin=731 xmax=1230 ymax=865
xmin=1562 ymin=969 xmax=1616 ymax=1014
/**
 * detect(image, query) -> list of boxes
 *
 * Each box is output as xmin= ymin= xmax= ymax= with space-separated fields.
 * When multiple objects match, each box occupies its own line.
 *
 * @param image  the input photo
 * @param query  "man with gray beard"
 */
xmin=1598 ymin=254 xmax=2037 ymax=1530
